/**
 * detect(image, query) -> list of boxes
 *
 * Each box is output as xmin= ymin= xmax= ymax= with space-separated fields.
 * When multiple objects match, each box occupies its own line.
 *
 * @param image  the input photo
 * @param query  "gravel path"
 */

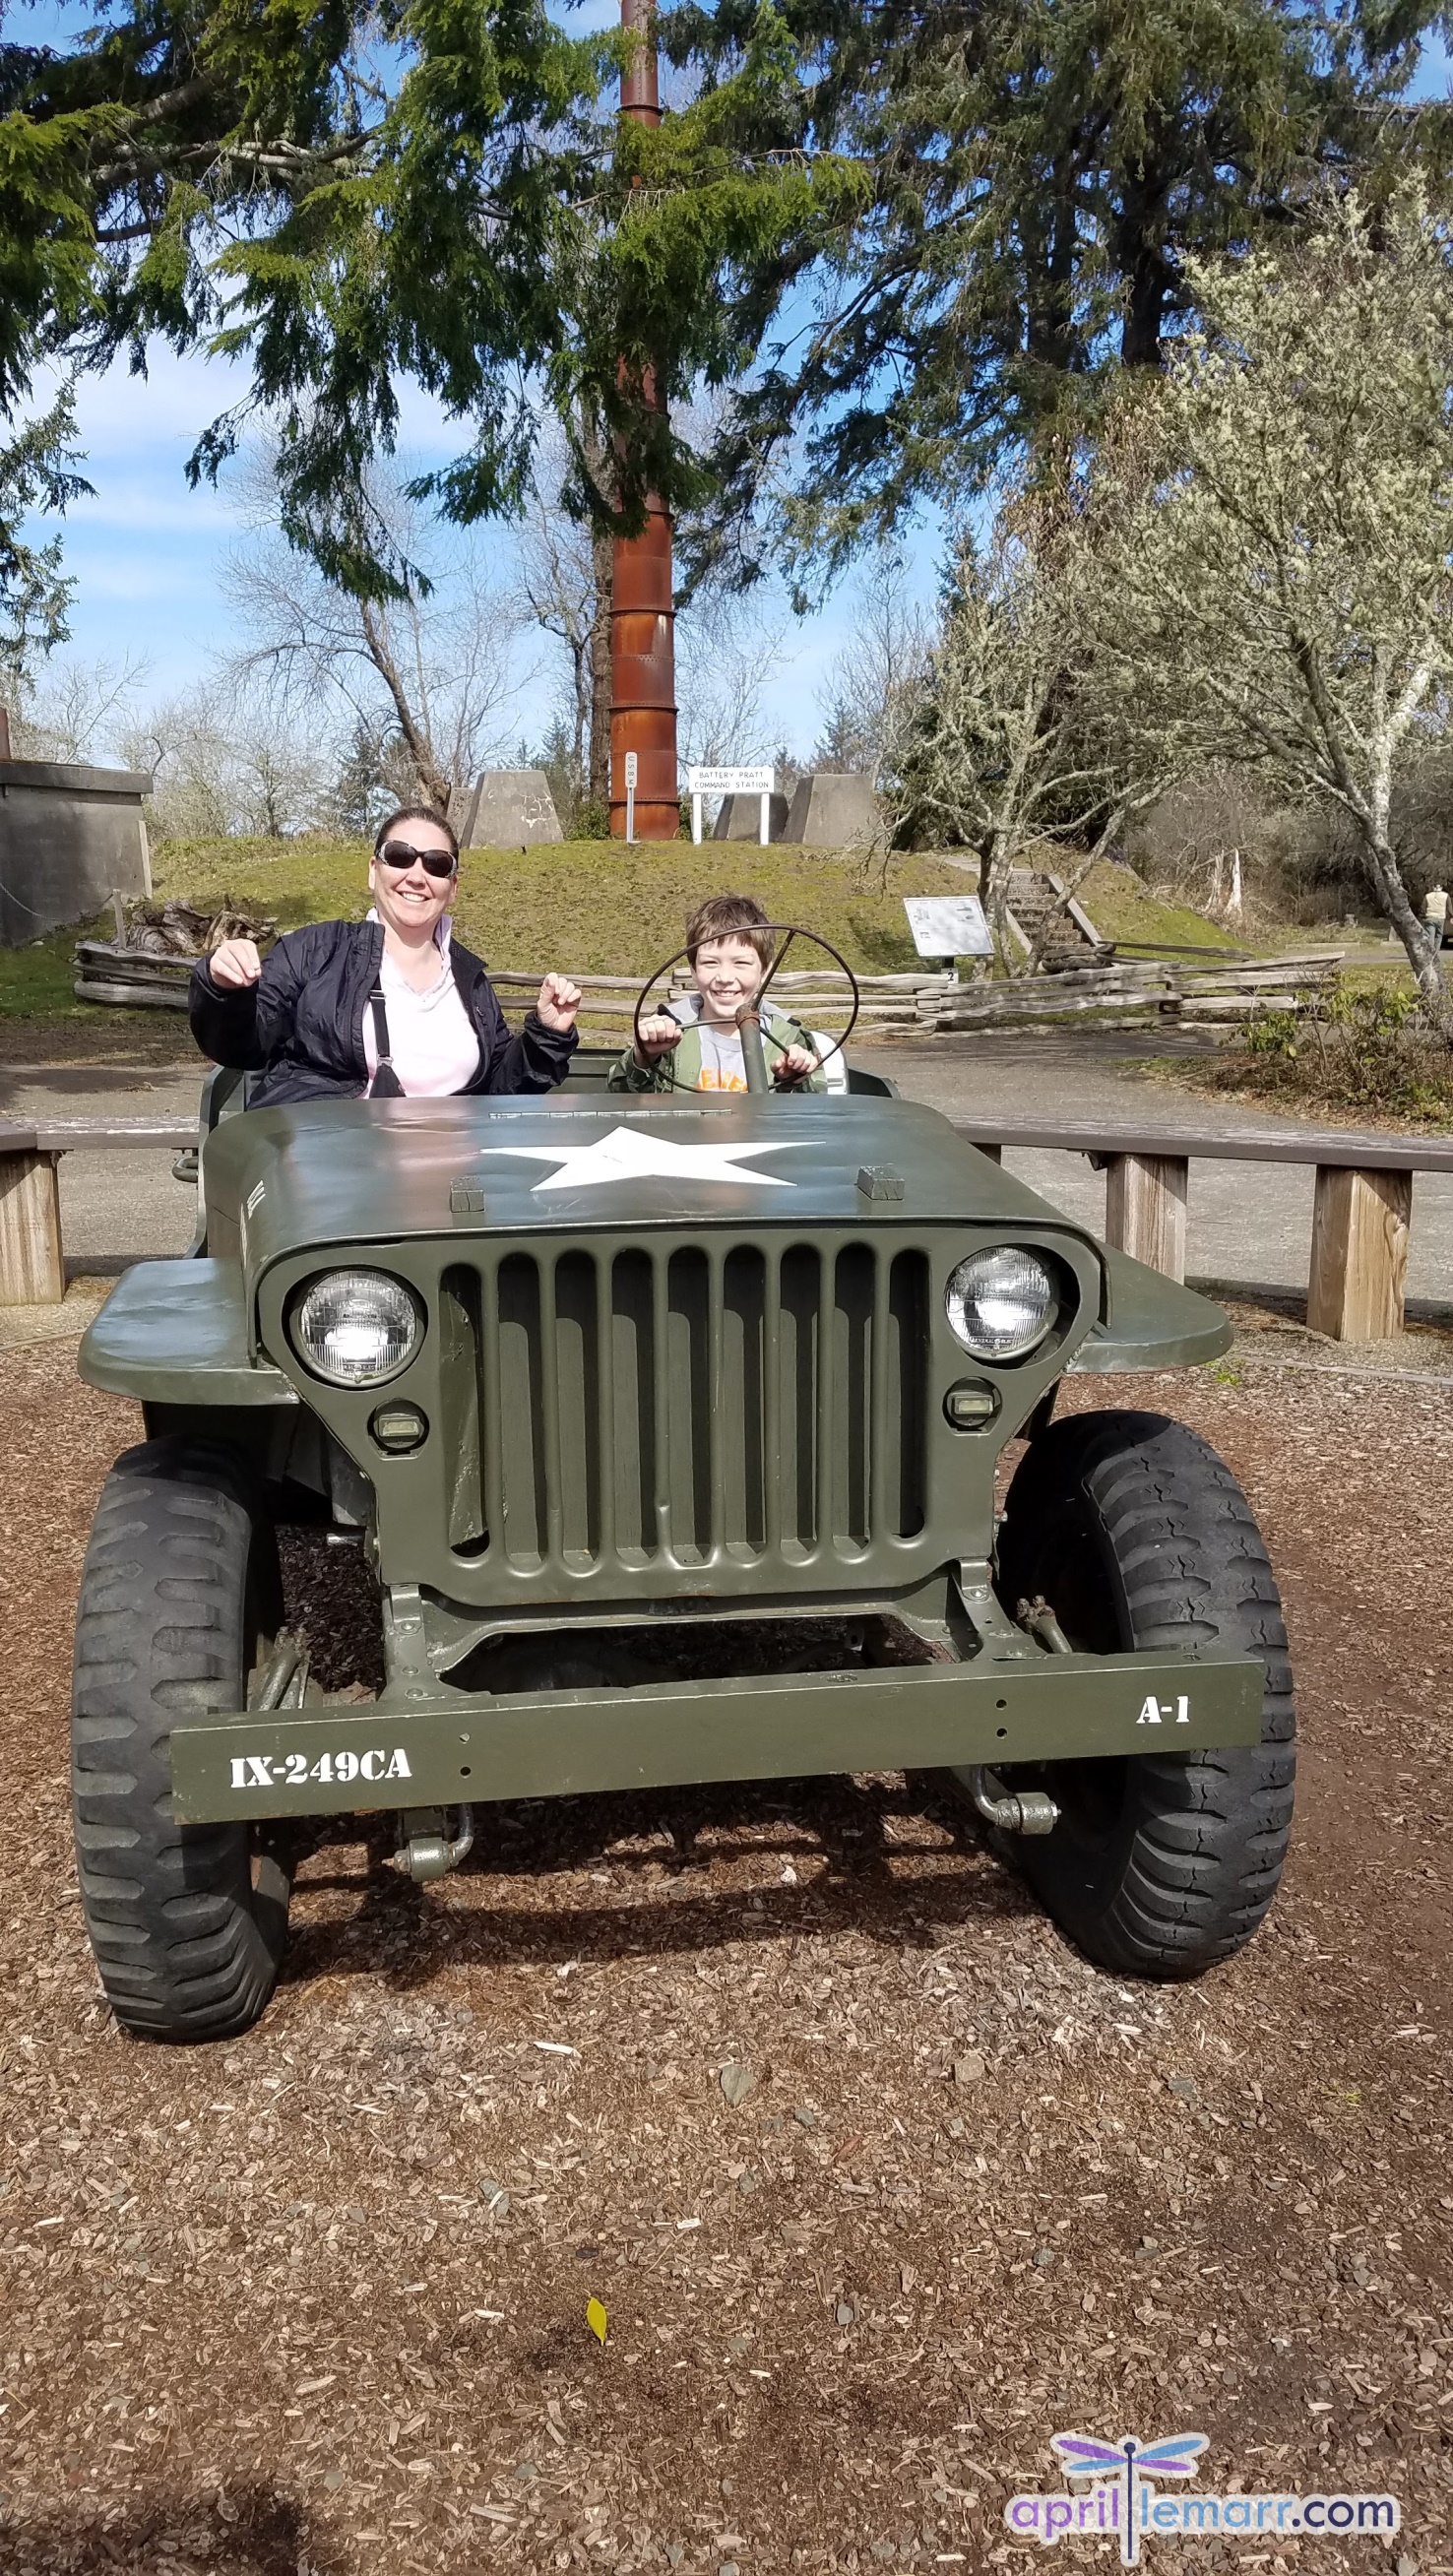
xmin=1 ymin=1353 xmax=1449 ymax=2574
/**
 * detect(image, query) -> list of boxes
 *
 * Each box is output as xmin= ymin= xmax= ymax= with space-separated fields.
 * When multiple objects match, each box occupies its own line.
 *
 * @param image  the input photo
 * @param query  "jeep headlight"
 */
xmin=945 ymin=1248 xmax=1054 ymax=1361
xmin=292 ymin=1270 xmax=423 ymax=1387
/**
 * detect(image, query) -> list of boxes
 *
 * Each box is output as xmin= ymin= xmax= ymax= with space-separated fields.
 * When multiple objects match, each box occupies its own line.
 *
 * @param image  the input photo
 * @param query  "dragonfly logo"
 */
xmin=1048 ymin=2434 xmax=1207 ymax=2565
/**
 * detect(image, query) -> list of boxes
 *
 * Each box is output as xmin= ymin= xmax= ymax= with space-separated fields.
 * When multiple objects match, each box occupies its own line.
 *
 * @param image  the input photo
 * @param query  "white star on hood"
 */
xmin=478 ymin=1124 xmax=806 ymax=1193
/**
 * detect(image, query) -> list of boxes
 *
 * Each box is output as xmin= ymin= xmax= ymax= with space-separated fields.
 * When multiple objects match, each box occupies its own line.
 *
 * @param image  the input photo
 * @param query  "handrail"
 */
xmin=951 ymin=1116 xmax=1453 ymax=1173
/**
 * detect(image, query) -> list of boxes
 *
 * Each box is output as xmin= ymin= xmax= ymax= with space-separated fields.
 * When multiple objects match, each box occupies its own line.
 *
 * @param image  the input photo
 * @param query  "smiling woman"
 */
xmin=189 ymin=804 xmax=583 ymax=1103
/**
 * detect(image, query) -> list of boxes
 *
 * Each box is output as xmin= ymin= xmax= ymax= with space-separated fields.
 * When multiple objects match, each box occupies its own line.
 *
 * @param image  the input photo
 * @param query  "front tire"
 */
xmin=71 ymin=1438 xmax=292 ymax=2042
xmin=992 ymin=1410 xmax=1295 ymax=1979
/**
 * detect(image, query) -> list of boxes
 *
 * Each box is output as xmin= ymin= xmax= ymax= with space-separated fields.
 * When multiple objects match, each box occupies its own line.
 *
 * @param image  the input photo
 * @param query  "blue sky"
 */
xmin=15 ymin=13 xmax=1452 ymax=771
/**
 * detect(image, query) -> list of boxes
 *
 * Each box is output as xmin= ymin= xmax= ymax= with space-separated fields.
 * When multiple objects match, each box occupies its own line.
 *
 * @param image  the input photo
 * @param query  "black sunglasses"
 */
xmin=375 ymin=839 xmax=457 ymax=879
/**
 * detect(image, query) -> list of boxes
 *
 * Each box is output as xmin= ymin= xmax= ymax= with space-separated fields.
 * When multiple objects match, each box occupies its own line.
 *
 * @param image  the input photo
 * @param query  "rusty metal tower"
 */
xmin=609 ymin=0 xmax=679 ymax=840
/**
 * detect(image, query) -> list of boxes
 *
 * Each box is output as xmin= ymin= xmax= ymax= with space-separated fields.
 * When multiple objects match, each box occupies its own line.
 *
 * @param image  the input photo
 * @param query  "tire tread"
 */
xmin=71 ymin=1437 xmax=288 ymax=2042
xmin=998 ymin=1409 xmax=1295 ymax=1979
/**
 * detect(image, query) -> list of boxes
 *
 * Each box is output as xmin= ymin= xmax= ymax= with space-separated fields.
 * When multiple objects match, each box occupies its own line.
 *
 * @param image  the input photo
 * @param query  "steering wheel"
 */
xmin=630 ymin=923 xmax=861 ymax=1094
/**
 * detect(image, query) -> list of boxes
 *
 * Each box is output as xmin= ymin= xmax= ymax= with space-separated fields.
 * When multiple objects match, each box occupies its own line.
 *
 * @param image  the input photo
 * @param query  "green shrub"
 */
xmin=1207 ymin=980 xmax=1453 ymax=1126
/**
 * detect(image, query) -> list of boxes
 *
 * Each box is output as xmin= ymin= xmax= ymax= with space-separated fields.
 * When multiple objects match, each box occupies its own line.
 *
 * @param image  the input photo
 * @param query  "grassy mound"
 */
xmin=144 ymin=835 xmax=982 ymax=976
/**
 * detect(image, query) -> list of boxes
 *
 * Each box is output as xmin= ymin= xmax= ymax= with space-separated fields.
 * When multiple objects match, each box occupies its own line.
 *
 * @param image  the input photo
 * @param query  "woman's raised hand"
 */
xmin=209 ymin=938 xmax=263 ymax=989
xmin=536 ymin=973 xmax=583 ymax=1033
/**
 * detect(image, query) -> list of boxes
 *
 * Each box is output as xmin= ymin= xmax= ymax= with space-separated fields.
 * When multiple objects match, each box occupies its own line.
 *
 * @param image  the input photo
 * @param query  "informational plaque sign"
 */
xmin=686 ymin=764 xmax=776 ymax=847
xmin=903 ymin=894 xmax=993 ymax=962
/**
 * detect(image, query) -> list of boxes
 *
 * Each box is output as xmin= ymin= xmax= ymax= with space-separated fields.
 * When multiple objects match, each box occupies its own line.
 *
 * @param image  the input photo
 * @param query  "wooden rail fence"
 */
xmin=72 ymin=952 xmax=1350 ymax=1036
xmin=934 ymin=950 xmax=1346 ymax=1032
xmin=2 ymin=1108 xmax=1446 ymax=1344
xmin=490 ymin=958 xmax=1349 ymax=1037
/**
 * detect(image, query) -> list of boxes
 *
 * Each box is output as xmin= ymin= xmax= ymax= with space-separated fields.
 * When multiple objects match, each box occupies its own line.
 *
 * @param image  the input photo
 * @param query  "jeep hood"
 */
xmin=201 ymin=1092 xmax=1086 ymax=1273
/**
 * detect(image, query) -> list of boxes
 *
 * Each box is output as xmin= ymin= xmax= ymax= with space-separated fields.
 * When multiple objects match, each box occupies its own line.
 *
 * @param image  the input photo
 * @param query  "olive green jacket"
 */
xmin=606 ymin=994 xmax=829 ymax=1094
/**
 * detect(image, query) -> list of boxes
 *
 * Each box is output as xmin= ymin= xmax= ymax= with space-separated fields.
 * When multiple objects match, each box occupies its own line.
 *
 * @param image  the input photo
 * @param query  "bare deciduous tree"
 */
xmin=883 ymin=496 xmax=1165 ymax=962
xmin=13 ymin=654 xmax=148 ymax=765
xmin=675 ymin=584 xmax=787 ymax=775
xmin=224 ymin=457 xmax=523 ymax=819
xmin=813 ymin=551 xmax=930 ymax=781
xmin=119 ymin=681 xmax=330 ymax=840
xmin=1094 ymin=188 xmax=1453 ymax=1034
xmin=513 ymin=415 xmax=613 ymax=823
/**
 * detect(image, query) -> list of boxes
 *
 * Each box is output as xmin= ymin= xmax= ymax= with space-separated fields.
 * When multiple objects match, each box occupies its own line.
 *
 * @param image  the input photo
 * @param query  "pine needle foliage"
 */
xmin=663 ymin=0 xmax=1453 ymax=587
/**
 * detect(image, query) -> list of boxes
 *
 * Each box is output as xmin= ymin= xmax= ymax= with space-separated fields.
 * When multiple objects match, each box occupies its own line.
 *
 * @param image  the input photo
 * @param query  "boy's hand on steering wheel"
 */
xmin=633 ymin=1015 xmax=682 ymax=1067
xmin=773 ymin=1043 xmax=819 ymax=1087
xmin=209 ymin=938 xmax=263 ymax=989
xmin=537 ymin=973 xmax=583 ymax=1033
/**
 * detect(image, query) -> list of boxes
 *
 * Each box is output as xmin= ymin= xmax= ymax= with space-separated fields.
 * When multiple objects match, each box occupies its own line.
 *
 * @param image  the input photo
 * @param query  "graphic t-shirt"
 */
xmin=695 ymin=1021 xmax=748 ymax=1092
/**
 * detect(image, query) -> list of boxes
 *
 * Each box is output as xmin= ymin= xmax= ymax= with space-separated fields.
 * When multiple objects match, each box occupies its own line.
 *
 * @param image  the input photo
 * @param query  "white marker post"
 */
xmin=624 ymin=749 xmax=638 ymax=845
xmin=686 ymin=764 xmax=776 ymax=847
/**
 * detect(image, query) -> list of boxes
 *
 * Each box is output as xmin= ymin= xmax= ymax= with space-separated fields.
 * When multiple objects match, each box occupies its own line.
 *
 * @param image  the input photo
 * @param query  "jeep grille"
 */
xmin=438 ymin=1237 xmax=929 ymax=1573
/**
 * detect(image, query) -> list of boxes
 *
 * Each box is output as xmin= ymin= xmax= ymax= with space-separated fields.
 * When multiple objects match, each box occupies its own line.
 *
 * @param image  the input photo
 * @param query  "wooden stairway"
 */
xmin=1004 ymin=867 xmax=1108 ymax=965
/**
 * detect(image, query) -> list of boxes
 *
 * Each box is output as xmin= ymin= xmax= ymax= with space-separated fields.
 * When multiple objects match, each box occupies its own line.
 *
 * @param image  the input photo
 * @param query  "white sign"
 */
xmin=686 ymin=764 xmax=776 ymax=848
xmin=903 ymin=895 xmax=993 ymax=961
xmin=686 ymin=765 xmax=774 ymax=794
xmin=623 ymin=751 xmax=638 ymax=786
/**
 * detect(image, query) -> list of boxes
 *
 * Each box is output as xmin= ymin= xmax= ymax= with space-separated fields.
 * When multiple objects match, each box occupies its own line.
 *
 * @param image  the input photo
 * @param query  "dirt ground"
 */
xmin=1 ymin=1350 xmax=1449 ymax=2576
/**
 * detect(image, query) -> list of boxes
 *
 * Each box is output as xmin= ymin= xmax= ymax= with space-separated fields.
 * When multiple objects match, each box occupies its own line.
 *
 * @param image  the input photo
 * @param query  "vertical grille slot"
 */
xmin=438 ymin=1266 xmax=486 ymax=1553
xmin=666 ymin=1247 xmax=711 ymax=1564
xmin=777 ymin=1244 xmax=821 ymax=1555
xmin=496 ymin=1252 xmax=546 ymax=1568
xmin=608 ymin=1249 xmax=655 ymax=1565
xmin=887 ymin=1249 xmax=928 ymax=1538
xmin=722 ymin=1245 xmax=767 ymax=1554
xmin=833 ymin=1243 xmax=874 ymax=1547
xmin=554 ymin=1251 xmax=601 ymax=1567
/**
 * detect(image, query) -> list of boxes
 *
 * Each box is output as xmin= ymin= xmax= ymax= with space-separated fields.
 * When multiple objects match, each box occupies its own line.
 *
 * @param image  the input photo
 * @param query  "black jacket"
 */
xmin=188 ymin=918 xmax=577 ymax=1107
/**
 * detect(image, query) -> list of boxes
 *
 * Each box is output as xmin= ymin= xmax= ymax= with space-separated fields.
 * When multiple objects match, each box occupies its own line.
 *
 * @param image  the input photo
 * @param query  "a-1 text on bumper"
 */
xmin=167 ymin=1648 xmax=1264 ymax=1824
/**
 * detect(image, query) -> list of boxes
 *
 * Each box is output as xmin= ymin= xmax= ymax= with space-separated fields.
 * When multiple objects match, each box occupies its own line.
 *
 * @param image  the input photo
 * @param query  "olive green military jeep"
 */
xmin=71 ymin=950 xmax=1294 ymax=2042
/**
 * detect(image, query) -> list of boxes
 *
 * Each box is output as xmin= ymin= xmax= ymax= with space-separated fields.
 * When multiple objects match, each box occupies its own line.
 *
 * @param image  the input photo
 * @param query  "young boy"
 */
xmin=608 ymin=893 xmax=826 ymax=1093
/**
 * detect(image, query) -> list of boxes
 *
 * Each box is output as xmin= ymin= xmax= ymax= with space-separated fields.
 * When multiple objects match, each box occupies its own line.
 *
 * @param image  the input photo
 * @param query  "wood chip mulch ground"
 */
xmin=1 ymin=1350 xmax=1449 ymax=2576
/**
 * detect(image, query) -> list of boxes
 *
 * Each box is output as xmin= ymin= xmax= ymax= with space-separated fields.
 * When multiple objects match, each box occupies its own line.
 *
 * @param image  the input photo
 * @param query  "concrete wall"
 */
xmin=457 ymin=770 xmax=563 ymax=848
xmin=780 ymin=772 xmax=884 ymax=850
xmin=0 ymin=760 xmax=152 ymax=948
xmin=712 ymin=790 xmax=790 ymax=843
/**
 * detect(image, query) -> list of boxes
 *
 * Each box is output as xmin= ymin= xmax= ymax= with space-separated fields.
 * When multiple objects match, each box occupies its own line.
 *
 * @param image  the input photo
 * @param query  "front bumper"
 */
xmin=168 ymin=1646 xmax=1263 ymax=1823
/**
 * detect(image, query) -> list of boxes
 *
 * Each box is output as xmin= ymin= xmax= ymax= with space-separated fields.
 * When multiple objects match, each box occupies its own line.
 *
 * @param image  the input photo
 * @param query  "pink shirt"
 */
xmin=361 ymin=914 xmax=481 ymax=1098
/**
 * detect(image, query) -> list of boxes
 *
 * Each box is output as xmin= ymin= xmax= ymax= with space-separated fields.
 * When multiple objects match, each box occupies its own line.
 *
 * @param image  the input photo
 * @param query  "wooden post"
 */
xmin=1307 ymin=1163 xmax=1411 ymax=1342
xmin=1104 ymin=1153 xmax=1188 ymax=1283
xmin=0 ymin=1151 xmax=65 ymax=1304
